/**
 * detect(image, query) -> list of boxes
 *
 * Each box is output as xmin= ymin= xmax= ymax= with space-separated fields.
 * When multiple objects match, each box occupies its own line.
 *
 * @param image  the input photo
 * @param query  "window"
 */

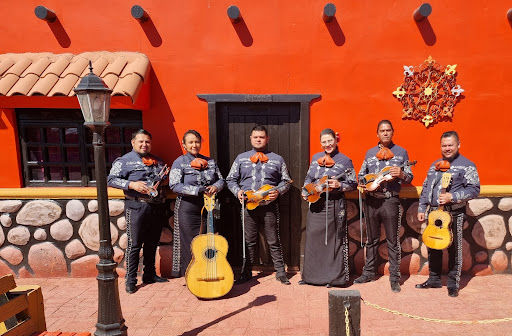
xmin=17 ymin=109 xmax=142 ymax=187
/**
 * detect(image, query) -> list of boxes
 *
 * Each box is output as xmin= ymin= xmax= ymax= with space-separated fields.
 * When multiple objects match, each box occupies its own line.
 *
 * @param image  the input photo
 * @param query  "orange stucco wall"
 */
xmin=0 ymin=0 xmax=511 ymax=187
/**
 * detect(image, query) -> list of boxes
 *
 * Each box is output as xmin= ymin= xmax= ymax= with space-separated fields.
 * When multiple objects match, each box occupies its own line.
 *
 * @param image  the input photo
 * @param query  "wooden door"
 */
xmin=198 ymin=94 xmax=319 ymax=271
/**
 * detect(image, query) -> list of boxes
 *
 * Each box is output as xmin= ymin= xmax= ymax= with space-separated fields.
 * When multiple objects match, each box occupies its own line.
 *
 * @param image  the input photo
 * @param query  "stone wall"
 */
xmin=0 ymin=197 xmax=511 ymax=278
xmin=0 ymin=199 xmax=174 ymax=278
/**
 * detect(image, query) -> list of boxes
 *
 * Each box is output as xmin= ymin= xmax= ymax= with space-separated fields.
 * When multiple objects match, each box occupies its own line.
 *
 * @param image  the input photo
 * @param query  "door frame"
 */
xmin=197 ymin=93 xmax=320 ymax=270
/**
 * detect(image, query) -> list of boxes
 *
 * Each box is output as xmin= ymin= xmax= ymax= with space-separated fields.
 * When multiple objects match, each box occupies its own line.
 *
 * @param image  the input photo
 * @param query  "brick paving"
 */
xmin=16 ymin=273 xmax=512 ymax=336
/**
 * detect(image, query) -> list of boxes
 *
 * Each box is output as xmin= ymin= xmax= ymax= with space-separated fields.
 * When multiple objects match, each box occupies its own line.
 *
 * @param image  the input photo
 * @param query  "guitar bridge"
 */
xmin=196 ymin=277 xmax=225 ymax=282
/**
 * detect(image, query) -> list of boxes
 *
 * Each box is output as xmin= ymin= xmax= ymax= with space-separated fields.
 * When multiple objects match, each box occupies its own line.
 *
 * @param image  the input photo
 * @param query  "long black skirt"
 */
xmin=302 ymin=194 xmax=349 ymax=286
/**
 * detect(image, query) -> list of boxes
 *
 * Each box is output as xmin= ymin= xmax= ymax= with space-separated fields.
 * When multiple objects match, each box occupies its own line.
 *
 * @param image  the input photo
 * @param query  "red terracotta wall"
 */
xmin=0 ymin=0 xmax=511 ymax=186
xmin=0 ymin=109 xmax=22 ymax=187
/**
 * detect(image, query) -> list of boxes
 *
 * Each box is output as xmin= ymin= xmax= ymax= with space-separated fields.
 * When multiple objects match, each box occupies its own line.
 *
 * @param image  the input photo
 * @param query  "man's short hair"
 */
xmin=377 ymin=120 xmax=394 ymax=132
xmin=132 ymin=129 xmax=152 ymax=140
xmin=441 ymin=131 xmax=459 ymax=143
xmin=251 ymin=125 xmax=268 ymax=136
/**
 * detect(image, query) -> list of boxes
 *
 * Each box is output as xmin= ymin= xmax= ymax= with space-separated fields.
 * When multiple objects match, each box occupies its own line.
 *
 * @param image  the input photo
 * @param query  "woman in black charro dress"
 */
xmin=300 ymin=128 xmax=357 ymax=287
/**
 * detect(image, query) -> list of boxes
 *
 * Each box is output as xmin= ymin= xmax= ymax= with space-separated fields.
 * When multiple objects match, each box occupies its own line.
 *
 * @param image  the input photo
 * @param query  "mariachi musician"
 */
xmin=169 ymin=130 xmax=225 ymax=277
xmin=226 ymin=125 xmax=292 ymax=285
xmin=107 ymin=129 xmax=170 ymax=294
xmin=355 ymin=120 xmax=413 ymax=293
xmin=300 ymin=128 xmax=357 ymax=287
xmin=416 ymin=131 xmax=479 ymax=297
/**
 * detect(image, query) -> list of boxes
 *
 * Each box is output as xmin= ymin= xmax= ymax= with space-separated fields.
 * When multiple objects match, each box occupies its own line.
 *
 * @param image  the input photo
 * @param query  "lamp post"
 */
xmin=74 ymin=61 xmax=127 ymax=336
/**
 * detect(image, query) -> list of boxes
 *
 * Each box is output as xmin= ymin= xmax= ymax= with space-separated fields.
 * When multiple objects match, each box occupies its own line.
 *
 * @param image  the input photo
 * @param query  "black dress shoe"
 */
xmin=390 ymin=281 xmax=401 ymax=293
xmin=143 ymin=275 xmax=169 ymax=284
xmin=126 ymin=283 xmax=137 ymax=294
xmin=298 ymin=280 xmax=307 ymax=285
xmin=276 ymin=275 xmax=291 ymax=285
xmin=235 ymin=272 xmax=252 ymax=284
xmin=353 ymin=275 xmax=375 ymax=284
xmin=415 ymin=281 xmax=442 ymax=289
xmin=448 ymin=287 xmax=459 ymax=297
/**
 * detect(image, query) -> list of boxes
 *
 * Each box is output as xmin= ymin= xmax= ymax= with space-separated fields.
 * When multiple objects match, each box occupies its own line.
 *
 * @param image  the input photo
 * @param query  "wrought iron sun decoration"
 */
xmin=392 ymin=56 xmax=464 ymax=127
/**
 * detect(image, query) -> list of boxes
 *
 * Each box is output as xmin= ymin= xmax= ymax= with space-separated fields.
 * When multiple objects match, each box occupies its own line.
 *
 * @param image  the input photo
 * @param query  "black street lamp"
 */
xmin=74 ymin=61 xmax=127 ymax=336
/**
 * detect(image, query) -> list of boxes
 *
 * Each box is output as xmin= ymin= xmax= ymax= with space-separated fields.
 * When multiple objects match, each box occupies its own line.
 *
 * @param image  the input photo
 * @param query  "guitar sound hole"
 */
xmin=434 ymin=219 xmax=443 ymax=228
xmin=204 ymin=249 xmax=217 ymax=259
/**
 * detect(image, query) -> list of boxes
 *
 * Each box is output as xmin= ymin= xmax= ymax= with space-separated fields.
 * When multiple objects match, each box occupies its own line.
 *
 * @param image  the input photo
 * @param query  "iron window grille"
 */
xmin=17 ymin=109 xmax=142 ymax=187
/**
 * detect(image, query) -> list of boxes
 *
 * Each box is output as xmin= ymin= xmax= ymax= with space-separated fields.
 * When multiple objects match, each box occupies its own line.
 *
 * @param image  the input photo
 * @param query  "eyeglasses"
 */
xmin=321 ymin=139 xmax=336 ymax=146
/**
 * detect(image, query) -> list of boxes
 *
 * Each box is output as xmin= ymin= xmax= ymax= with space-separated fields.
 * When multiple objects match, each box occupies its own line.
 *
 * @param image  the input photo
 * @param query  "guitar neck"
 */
xmin=206 ymin=210 xmax=214 ymax=234
xmin=438 ymin=187 xmax=447 ymax=211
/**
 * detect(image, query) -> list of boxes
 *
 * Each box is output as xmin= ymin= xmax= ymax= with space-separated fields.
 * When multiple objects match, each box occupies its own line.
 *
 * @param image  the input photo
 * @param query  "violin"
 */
xmin=302 ymin=173 xmax=344 ymax=203
xmin=244 ymin=180 xmax=293 ymax=210
xmin=359 ymin=160 xmax=416 ymax=192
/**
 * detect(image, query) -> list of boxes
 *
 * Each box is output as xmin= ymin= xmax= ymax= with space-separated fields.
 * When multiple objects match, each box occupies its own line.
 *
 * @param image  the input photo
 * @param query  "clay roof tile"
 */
xmin=41 ymin=57 xmax=71 ymax=77
xmin=101 ymin=57 xmax=128 ymax=77
xmin=48 ymin=74 xmax=80 ymax=96
xmin=61 ymin=57 xmax=89 ymax=78
xmin=29 ymin=74 xmax=60 ymax=96
xmin=119 ymin=55 xmax=150 ymax=80
xmin=0 ymin=51 xmax=150 ymax=102
xmin=4 ymin=57 xmax=32 ymax=77
xmin=102 ymin=73 xmax=120 ymax=91
xmin=0 ymin=58 xmax=15 ymax=77
xmin=0 ymin=74 xmax=19 ymax=95
xmin=7 ymin=74 xmax=39 ymax=96
xmin=113 ymin=73 xmax=144 ymax=103
xmin=20 ymin=57 xmax=52 ymax=77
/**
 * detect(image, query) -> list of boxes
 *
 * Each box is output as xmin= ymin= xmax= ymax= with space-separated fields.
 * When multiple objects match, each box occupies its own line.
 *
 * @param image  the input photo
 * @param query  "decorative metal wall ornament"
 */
xmin=392 ymin=56 xmax=464 ymax=127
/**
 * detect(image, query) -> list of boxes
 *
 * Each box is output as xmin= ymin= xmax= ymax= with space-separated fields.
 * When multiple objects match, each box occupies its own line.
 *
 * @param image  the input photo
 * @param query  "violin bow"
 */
xmin=358 ymin=187 xmax=366 ymax=248
xmin=241 ymin=191 xmax=246 ymax=266
xmin=325 ymin=176 xmax=329 ymax=246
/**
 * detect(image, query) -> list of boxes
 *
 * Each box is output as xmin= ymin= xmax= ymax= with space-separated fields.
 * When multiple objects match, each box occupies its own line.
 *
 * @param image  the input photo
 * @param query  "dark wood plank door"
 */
xmin=214 ymin=102 xmax=304 ymax=270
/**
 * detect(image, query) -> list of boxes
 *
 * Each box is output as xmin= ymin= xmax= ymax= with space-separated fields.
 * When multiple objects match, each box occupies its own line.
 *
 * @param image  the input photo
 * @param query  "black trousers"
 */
xmin=427 ymin=211 xmax=465 ymax=289
xmin=361 ymin=196 xmax=402 ymax=281
xmin=125 ymin=200 xmax=166 ymax=285
xmin=172 ymin=195 xmax=206 ymax=277
xmin=241 ymin=202 xmax=286 ymax=276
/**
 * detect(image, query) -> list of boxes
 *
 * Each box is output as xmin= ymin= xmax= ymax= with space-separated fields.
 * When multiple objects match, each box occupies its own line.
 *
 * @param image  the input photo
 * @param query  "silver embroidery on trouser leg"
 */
xmin=172 ymin=196 xmax=182 ymax=275
xmin=275 ymin=203 xmax=286 ymax=274
xmin=338 ymin=197 xmax=350 ymax=283
xmin=454 ymin=213 xmax=464 ymax=289
xmin=125 ymin=207 xmax=132 ymax=281
xmin=396 ymin=203 xmax=403 ymax=279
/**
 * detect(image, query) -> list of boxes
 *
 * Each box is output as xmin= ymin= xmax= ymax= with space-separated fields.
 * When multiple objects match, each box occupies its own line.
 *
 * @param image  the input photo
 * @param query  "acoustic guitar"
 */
xmin=359 ymin=160 xmax=417 ymax=192
xmin=245 ymin=180 xmax=293 ymax=210
xmin=185 ymin=194 xmax=234 ymax=299
xmin=422 ymin=173 xmax=453 ymax=250
xmin=302 ymin=173 xmax=345 ymax=203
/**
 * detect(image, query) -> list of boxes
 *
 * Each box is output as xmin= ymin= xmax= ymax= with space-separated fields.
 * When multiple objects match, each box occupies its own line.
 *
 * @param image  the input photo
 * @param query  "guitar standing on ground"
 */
xmin=416 ymin=131 xmax=480 ymax=298
xmin=186 ymin=194 xmax=234 ymax=299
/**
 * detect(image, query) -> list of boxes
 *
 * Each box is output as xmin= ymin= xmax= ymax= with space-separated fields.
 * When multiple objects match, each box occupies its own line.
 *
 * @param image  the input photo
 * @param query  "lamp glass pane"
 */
xmin=76 ymin=92 xmax=93 ymax=122
xmin=90 ymin=92 xmax=110 ymax=123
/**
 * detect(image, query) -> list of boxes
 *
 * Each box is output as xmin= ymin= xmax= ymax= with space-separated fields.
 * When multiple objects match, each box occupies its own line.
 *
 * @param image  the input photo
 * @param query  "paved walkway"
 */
xmin=16 ymin=273 xmax=512 ymax=336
